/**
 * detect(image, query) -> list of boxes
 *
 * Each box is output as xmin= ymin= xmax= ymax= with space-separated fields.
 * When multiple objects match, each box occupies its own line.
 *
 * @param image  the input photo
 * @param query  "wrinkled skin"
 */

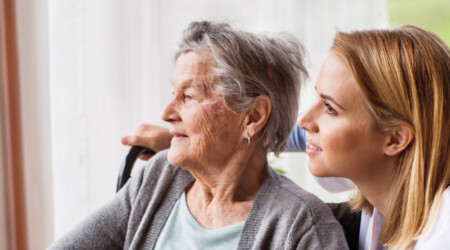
xmin=161 ymin=51 xmax=247 ymax=175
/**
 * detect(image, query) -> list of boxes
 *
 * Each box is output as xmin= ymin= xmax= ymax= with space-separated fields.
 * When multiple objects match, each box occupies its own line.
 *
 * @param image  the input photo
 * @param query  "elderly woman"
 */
xmin=50 ymin=21 xmax=347 ymax=249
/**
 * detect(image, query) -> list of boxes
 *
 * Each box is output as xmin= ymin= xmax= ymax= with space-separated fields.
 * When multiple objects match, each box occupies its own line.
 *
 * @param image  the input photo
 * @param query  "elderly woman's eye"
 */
xmin=183 ymin=94 xmax=193 ymax=101
xmin=324 ymin=102 xmax=337 ymax=115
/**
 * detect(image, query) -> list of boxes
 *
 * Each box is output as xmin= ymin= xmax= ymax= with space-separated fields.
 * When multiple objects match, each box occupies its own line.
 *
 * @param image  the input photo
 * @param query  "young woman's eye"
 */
xmin=324 ymin=102 xmax=337 ymax=115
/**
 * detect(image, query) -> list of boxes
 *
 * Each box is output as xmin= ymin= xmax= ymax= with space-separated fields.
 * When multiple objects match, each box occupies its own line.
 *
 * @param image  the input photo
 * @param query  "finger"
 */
xmin=121 ymin=135 xmax=143 ymax=146
xmin=121 ymin=136 xmax=131 ymax=145
xmin=124 ymin=135 xmax=146 ymax=147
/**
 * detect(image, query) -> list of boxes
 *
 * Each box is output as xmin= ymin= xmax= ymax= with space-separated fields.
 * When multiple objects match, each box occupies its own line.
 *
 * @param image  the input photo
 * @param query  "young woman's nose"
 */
xmin=297 ymin=106 xmax=319 ymax=133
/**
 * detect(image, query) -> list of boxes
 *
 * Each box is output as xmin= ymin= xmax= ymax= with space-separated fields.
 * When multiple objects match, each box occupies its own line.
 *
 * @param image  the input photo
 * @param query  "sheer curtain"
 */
xmin=47 ymin=0 xmax=388 ymax=240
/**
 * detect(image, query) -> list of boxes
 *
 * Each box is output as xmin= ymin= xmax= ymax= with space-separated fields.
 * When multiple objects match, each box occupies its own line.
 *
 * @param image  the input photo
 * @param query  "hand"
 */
xmin=121 ymin=124 xmax=172 ymax=160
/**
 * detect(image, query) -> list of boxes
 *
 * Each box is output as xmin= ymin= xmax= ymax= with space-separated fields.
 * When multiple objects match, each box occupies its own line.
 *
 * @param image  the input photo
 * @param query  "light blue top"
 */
xmin=154 ymin=192 xmax=245 ymax=250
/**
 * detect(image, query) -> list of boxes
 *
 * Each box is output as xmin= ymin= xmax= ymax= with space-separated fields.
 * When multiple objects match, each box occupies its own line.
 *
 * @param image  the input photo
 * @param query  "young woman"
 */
xmin=298 ymin=26 xmax=449 ymax=249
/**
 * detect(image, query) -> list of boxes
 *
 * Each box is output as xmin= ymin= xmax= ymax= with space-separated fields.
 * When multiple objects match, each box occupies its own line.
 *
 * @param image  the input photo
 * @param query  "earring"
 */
xmin=246 ymin=136 xmax=251 ymax=145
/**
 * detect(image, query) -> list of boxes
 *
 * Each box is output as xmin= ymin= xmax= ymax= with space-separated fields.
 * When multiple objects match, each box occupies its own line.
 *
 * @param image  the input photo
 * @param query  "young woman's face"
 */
xmin=298 ymin=53 xmax=387 ymax=181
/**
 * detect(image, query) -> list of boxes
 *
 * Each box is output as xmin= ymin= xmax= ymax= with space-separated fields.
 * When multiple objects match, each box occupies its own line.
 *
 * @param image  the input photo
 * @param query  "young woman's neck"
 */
xmin=352 ymin=157 xmax=398 ymax=215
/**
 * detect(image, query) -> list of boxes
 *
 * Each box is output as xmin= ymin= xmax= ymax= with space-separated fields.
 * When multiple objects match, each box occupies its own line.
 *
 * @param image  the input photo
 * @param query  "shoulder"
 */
xmin=139 ymin=149 xmax=190 ymax=182
xmin=327 ymin=202 xmax=361 ymax=250
xmin=262 ymin=165 xmax=338 ymax=225
xmin=246 ymin=166 xmax=348 ymax=249
xmin=128 ymin=149 xmax=193 ymax=199
xmin=141 ymin=149 xmax=176 ymax=175
xmin=413 ymin=187 xmax=450 ymax=249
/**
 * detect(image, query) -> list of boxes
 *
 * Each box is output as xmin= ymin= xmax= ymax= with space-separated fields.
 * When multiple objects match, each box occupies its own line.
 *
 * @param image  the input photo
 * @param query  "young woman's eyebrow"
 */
xmin=314 ymin=86 xmax=345 ymax=110
xmin=319 ymin=93 xmax=345 ymax=110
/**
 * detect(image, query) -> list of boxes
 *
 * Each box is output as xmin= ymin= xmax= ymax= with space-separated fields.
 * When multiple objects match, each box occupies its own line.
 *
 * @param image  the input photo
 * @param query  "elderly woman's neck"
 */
xmin=184 ymin=146 xmax=267 ymax=229
xmin=187 ymin=146 xmax=267 ymax=202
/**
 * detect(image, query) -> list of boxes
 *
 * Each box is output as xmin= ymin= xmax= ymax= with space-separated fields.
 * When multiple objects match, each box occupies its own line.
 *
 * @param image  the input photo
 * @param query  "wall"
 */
xmin=15 ymin=0 xmax=54 ymax=248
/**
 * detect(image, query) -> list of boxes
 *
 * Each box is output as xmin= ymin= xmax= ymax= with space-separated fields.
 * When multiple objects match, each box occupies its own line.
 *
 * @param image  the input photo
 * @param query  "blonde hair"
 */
xmin=331 ymin=26 xmax=450 ymax=248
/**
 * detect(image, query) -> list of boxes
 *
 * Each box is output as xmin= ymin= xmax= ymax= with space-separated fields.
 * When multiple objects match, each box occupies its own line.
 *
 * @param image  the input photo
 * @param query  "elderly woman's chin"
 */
xmin=166 ymin=145 xmax=197 ymax=169
xmin=167 ymin=147 xmax=184 ymax=166
xmin=166 ymin=134 xmax=219 ymax=169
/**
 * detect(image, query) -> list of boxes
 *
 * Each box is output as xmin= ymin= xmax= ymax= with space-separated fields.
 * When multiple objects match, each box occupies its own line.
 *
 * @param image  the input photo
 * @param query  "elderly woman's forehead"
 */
xmin=172 ymin=52 xmax=215 ymax=88
xmin=177 ymin=51 xmax=213 ymax=70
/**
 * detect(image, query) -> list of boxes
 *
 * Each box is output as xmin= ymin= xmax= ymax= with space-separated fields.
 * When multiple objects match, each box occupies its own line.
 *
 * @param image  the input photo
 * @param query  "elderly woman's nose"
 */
xmin=161 ymin=101 xmax=179 ymax=122
xmin=298 ymin=108 xmax=317 ymax=133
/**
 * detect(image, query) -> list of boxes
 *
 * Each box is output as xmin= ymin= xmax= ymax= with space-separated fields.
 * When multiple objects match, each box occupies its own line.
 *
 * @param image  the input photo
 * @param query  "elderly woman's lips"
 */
xmin=170 ymin=131 xmax=187 ymax=136
xmin=170 ymin=131 xmax=188 ymax=141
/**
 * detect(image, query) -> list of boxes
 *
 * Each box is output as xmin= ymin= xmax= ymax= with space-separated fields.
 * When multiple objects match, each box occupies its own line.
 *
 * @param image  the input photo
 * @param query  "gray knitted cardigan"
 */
xmin=50 ymin=150 xmax=348 ymax=249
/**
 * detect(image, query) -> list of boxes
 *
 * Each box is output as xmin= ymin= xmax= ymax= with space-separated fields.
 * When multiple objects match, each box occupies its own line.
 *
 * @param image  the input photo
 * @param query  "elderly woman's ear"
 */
xmin=244 ymin=95 xmax=272 ymax=138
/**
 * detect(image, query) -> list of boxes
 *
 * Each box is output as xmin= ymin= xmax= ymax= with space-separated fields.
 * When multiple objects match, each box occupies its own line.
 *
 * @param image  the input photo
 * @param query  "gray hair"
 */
xmin=176 ymin=21 xmax=308 ymax=155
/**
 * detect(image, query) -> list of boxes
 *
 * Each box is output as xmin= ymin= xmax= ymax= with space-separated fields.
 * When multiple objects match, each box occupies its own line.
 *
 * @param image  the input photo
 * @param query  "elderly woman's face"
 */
xmin=161 ymin=51 xmax=245 ymax=168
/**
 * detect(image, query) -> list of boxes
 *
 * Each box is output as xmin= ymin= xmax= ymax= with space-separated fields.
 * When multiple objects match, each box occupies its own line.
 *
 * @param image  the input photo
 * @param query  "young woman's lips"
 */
xmin=305 ymin=143 xmax=323 ymax=156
